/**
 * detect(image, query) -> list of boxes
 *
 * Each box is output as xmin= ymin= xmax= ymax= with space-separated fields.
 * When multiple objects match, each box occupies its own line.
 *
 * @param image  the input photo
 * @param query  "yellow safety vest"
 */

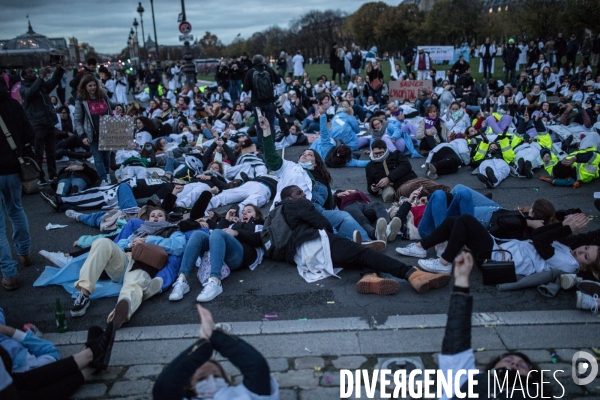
xmin=573 ymin=150 xmax=600 ymax=183
xmin=536 ymin=132 xmax=553 ymax=150
xmin=499 ymin=136 xmax=515 ymax=163
xmin=543 ymin=153 xmax=559 ymax=176
xmin=473 ymin=141 xmax=489 ymax=161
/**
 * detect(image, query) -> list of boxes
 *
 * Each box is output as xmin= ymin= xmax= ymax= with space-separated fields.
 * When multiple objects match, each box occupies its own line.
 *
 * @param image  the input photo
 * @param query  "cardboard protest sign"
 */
xmin=388 ymin=80 xmax=433 ymax=102
xmin=417 ymin=46 xmax=455 ymax=61
xmin=98 ymin=115 xmax=137 ymax=151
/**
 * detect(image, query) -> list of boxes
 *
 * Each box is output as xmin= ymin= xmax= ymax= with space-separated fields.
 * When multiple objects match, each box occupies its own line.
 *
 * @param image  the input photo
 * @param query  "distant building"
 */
xmin=402 ymin=0 xmax=437 ymax=11
xmin=0 ymin=21 xmax=73 ymax=68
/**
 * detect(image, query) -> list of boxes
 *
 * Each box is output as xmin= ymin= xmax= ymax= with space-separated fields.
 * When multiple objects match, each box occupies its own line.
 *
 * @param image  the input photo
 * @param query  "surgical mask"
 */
xmin=306 ymin=84 xmax=311 ymax=88
xmin=194 ymin=375 xmax=228 ymax=399
xmin=299 ymin=161 xmax=314 ymax=170
xmin=451 ymin=110 xmax=462 ymax=119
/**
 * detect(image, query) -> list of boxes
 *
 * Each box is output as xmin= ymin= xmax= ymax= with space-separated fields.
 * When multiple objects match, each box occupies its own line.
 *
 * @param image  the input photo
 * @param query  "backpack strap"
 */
xmin=383 ymin=160 xmax=390 ymax=176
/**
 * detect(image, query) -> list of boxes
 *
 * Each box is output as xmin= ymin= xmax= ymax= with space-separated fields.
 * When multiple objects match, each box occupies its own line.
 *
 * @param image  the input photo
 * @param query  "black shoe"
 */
xmin=477 ymin=173 xmax=494 ymax=189
xmin=485 ymin=166 xmax=498 ymax=184
xmin=594 ymin=199 xmax=600 ymax=213
xmin=523 ymin=161 xmax=533 ymax=179
xmin=190 ymin=191 xmax=212 ymax=221
xmin=86 ymin=326 xmax=104 ymax=347
xmin=40 ymin=191 xmax=59 ymax=212
xmin=89 ymin=322 xmax=115 ymax=370
xmin=240 ymin=172 xmax=250 ymax=183
xmin=71 ymin=292 xmax=90 ymax=317
xmin=561 ymin=135 xmax=573 ymax=152
xmin=517 ymin=158 xmax=525 ymax=176
xmin=484 ymin=192 xmax=493 ymax=199
xmin=68 ymin=185 xmax=80 ymax=195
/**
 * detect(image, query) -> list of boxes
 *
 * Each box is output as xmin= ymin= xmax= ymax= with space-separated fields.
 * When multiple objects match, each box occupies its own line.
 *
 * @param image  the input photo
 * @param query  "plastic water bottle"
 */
xmin=55 ymin=298 xmax=67 ymax=333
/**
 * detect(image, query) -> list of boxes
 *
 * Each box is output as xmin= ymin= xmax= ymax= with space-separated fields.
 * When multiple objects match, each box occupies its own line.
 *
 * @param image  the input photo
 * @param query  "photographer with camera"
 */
xmin=20 ymin=60 xmax=65 ymax=186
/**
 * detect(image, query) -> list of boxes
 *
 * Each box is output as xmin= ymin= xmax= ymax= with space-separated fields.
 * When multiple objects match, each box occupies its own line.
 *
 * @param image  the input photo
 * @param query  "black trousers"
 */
xmin=419 ymin=135 xmax=439 ymax=152
xmin=12 ymin=356 xmax=84 ymax=400
xmin=344 ymin=202 xmax=389 ymax=240
xmin=420 ymin=214 xmax=494 ymax=266
xmin=56 ymin=135 xmax=91 ymax=159
xmin=34 ymin=124 xmax=57 ymax=180
xmin=56 ymin=87 xmax=66 ymax=105
xmin=328 ymin=233 xmax=413 ymax=278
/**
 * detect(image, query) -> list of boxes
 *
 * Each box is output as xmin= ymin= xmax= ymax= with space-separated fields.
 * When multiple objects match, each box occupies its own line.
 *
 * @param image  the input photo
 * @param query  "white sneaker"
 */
xmin=100 ymin=180 xmax=109 ymax=187
xmin=560 ymin=274 xmax=582 ymax=290
xmin=418 ymin=258 xmax=452 ymax=274
xmin=435 ymin=241 xmax=448 ymax=258
xmin=142 ymin=277 xmax=163 ymax=301
xmin=196 ymin=279 xmax=223 ymax=302
xmin=576 ymin=291 xmax=599 ymax=314
xmin=386 ymin=217 xmax=402 ymax=242
xmin=375 ymin=218 xmax=387 ymax=242
xmin=39 ymin=250 xmax=73 ymax=268
xmin=169 ymin=276 xmax=190 ymax=301
xmin=395 ymin=242 xmax=427 ymax=258
xmin=65 ymin=209 xmax=82 ymax=221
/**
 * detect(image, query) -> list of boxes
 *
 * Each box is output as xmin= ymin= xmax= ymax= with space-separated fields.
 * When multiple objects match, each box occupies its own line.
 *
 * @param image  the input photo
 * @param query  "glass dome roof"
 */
xmin=2 ymin=22 xmax=54 ymax=51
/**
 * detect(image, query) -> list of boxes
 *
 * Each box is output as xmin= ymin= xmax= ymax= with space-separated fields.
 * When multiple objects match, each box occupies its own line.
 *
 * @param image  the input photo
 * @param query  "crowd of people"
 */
xmin=1 ymin=32 xmax=600 ymax=399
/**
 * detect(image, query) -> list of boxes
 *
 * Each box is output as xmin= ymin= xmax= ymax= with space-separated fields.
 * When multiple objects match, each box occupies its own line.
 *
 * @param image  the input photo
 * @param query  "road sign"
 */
xmin=179 ymin=21 xmax=192 ymax=35
xmin=178 ymin=13 xmax=183 ymax=23
xmin=179 ymin=35 xmax=193 ymax=42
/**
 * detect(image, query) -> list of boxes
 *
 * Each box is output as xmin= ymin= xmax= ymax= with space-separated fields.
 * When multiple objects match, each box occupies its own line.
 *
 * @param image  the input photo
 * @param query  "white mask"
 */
xmin=193 ymin=375 xmax=228 ymax=399
xmin=298 ymin=161 xmax=314 ymax=170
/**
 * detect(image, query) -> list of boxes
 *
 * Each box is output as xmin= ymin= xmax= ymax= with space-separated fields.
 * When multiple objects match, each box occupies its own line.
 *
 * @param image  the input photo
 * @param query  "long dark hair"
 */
xmin=329 ymin=144 xmax=352 ymax=168
xmin=242 ymin=204 xmax=264 ymax=224
xmin=308 ymin=149 xmax=332 ymax=184
xmin=136 ymin=116 xmax=159 ymax=138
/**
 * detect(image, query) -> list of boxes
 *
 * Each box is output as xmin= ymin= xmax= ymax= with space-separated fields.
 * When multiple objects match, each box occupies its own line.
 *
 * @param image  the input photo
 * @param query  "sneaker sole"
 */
xmin=387 ymin=218 xmax=403 ymax=242
xmin=70 ymin=301 xmax=90 ymax=317
xmin=375 ymin=219 xmax=387 ymax=242
xmin=38 ymin=251 xmax=65 ymax=268
xmin=112 ymin=299 xmax=129 ymax=330
xmin=476 ymin=173 xmax=493 ymax=189
xmin=142 ymin=278 xmax=163 ymax=301
xmin=356 ymin=278 xmax=400 ymax=295
xmin=578 ymin=281 xmax=600 ymax=297
xmin=486 ymin=167 xmax=498 ymax=184
xmin=40 ymin=192 xmax=58 ymax=212
xmin=395 ymin=248 xmax=427 ymax=258
xmin=169 ymin=285 xmax=190 ymax=301
xmin=413 ymin=273 xmax=452 ymax=294
xmin=361 ymin=241 xmax=386 ymax=253
xmin=560 ymin=274 xmax=576 ymax=290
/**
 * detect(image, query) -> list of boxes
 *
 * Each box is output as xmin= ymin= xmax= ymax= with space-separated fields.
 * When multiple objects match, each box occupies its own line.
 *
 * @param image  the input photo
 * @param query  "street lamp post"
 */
xmin=149 ymin=0 xmax=160 ymax=72
xmin=137 ymin=2 xmax=146 ymax=49
xmin=180 ymin=0 xmax=196 ymax=87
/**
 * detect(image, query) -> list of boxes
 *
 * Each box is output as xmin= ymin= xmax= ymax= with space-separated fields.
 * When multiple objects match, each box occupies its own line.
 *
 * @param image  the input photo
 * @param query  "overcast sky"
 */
xmin=1 ymin=0 xmax=399 ymax=54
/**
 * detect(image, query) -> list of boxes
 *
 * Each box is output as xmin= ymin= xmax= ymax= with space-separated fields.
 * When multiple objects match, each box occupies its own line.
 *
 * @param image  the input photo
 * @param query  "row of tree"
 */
xmin=113 ymin=0 xmax=600 ymax=64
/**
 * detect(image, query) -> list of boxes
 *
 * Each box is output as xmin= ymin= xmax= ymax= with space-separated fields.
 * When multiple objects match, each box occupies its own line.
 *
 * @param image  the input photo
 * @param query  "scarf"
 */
xmin=132 ymin=221 xmax=174 ymax=239
xmin=424 ymin=116 xmax=440 ymax=130
xmin=369 ymin=148 xmax=389 ymax=162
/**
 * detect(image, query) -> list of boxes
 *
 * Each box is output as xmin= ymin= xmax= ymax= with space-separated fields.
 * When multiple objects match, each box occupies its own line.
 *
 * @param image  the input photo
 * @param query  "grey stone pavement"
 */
xmin=1 ymin=77 xmax=600 ymax=398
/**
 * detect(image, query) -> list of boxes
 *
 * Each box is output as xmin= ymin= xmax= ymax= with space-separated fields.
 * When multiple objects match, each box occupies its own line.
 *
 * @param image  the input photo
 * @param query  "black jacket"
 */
xmin=20 ymin=68 xmax=65 ymax=127
xmin=279 ymin=199 xmax=333 ymax=264
xmin=502 ymin=45 xmax=521 ymax=68
xmin=243 ymin=63 xmax=279 ymax=106
xmin=203 ymin=142 xmax=236 ymax=166
xmin=144 ymin=70 xmax=162 ymax=90
xmin=0 ymin=83 xmax=34 ymax=175
xmin=54 ymin=163 xmax=99 ymax=188
xmin=365 ymin=151 xmax=417 ymax=195
xmin=216 ymin=218 xmax=262 ymax=268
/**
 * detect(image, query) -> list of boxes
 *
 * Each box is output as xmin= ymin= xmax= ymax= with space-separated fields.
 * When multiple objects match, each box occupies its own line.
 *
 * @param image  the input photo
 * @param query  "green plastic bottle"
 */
xmin=55 ymin=298 xmax=68 ymax=333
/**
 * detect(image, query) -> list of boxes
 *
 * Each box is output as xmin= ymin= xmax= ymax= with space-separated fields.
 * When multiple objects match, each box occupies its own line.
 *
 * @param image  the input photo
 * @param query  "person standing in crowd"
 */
xmin=544 ymin=36 xmax=555 ymax=68
xmin=145 ymin=64 xmax=162 ymax=100
xmin=168 ymin=61 xmax=182 ymax=94
xmin=566 ymin=34 xmax=580 ymax=66
xmin=413 ymin=48 xmax=431 ymax=80
xmin=591 ymin=33 xmax=600 ymax=74
xmin=0 ymin=76 xmax=34 ymax=291
xmin=554 ymin=33 xmax=567 ymax=69
xmin=329 ymin=43 xmax=338 ymax=81
xmin=73 ymin=74 xmax=115 ymax=186
xmin=292 ymin=50 xmax=304 ymax=80
xmin=243 ymin=54 xmax=278 ymax=151
xmin=402 ymin=45 xmax=415 ymax=75
xmin=479 ymin=37 xmax=496 ymax=79
xmin=503 ymin=39 xmax=521 ymax=84
xmin=69 ymin=58 xmax=97 ymax=98
xmin=113 ymin=70 xmax=128 ymax=105
xmin=20 ymin=62 xmax=65 ymax=186
xmin=228 ymin=56 xmax=244 ymax=103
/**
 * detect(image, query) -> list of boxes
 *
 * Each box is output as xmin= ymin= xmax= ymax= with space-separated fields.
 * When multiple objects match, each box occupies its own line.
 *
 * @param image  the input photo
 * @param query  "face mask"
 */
xmin=306 ymin=84 xmax=311 ymax=88
xmin=194 ymin=375 xmax=228 ymax=399
xmin=451 ymin=110 xmax=462 ymax=119
xmin=298 ymin=161 xmax=314 ymax=170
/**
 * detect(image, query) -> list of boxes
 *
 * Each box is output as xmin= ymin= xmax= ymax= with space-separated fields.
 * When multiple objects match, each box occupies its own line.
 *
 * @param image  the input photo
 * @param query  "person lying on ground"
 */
xmin=278 ymin=185 xmax=451 ymax=295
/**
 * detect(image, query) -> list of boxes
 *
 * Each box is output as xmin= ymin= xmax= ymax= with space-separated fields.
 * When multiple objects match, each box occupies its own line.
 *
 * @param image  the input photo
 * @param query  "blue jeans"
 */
xmin=368 ymin=87 xmax=383 ymax=105
xmin=179 ymin=230 xmax=210 ymax=279
xmin=116 ymin=183 xmax=138 ymax=209
xmin=0 ymin=173 xmax=30 ymax=278
xmin=451 ymin=184 xmax=503 ymax=227
xmin=301 ymin=119 xmax=320 ymax=133
xmin=229 ymin=79 xmax=242 ymax=102
xmin=79 ymin=211 xmax=106 ymax=227
xmin=418 ymin=189 xmax=475 ymax=238
xmin=164 ymin=158 xmax=192 ymax=178
xmin=56 ymin=177 xmax=88 ymax=195
xmin=209 ymin=229 xmax=244 ymax=279
xmin=90 ymin=142 xmax=110 ymax=178
xmin=311 ymin=181 xmax=370 ymax=241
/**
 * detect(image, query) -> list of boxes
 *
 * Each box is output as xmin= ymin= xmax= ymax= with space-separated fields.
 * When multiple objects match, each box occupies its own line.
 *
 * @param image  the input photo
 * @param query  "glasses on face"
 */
xmin=372 ymin=150 xmax=386 ymax=157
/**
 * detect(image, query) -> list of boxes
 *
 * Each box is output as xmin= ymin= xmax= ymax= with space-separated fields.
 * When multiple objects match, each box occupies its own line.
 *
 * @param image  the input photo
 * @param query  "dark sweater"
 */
xmin=365 ymin=151 xmax=417 ymax=195
xmin=0 ymin=85 xmax=35 ymax=175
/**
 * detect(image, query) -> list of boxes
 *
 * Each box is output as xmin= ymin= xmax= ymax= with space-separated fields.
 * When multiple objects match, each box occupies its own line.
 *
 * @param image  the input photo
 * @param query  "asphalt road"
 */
xmin=3 ymin=142 xmax=600 ymax=335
